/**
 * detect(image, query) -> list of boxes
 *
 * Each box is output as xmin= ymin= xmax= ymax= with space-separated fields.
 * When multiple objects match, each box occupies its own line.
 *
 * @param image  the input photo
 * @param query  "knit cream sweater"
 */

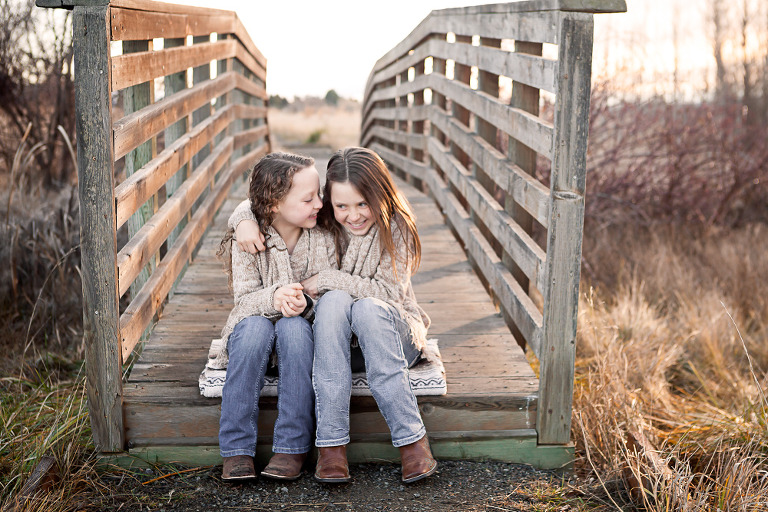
xmin=229 ymin=199 xmax=431 ymax=350
xmin=210 ymin=222 xmax=336 ymax=368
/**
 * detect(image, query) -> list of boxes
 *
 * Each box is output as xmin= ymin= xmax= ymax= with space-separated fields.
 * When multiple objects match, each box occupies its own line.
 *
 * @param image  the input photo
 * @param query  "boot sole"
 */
xmin=222 ymin=473 xmax=257 ymax=482
xmin=402 ymin=461 xmax=437 ymax=483
xmin=313 ymin=474 xmax=352 ymax=483
xmin=260 ymin=470 xmax=303 ymax=481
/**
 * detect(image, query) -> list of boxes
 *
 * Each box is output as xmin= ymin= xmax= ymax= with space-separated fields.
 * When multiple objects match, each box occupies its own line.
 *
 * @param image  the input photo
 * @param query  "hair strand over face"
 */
xmin=318 ymin=147 xmax=421 ymax=274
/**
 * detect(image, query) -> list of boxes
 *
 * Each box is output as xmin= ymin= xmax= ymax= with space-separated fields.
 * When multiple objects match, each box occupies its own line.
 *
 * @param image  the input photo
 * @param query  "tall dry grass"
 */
xmin=571 ymin=223 xmax=768 ymax=510
xmin=267 ymin=103 xmax=361 ymax=150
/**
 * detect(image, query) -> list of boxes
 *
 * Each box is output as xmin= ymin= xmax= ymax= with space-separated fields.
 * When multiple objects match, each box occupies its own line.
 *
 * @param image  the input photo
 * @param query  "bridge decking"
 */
xmin=121 ymin=153 xmax=559 ymax=467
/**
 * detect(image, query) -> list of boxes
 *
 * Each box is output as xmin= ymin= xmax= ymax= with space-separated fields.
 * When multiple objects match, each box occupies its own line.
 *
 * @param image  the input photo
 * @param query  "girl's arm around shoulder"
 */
xmin=229 ymin=199 xmax=265 ymax=253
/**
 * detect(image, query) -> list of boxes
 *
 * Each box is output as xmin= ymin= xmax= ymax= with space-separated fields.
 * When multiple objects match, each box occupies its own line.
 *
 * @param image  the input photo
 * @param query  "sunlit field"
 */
xmin=267 ymin=102 xmax=361 ymax=150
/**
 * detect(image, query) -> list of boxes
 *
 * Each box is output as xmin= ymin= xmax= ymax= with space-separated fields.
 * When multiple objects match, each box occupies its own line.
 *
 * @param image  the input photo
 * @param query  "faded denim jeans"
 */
xmin=219 ymin=315 xmax=314 ymax=457
xmin=312 ymin=290 xmax=425 ymax=448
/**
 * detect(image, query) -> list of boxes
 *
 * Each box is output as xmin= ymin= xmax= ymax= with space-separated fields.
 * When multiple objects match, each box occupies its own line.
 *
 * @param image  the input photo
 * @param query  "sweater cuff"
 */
xmin=228 ymin=200 xmax=254 ymax=230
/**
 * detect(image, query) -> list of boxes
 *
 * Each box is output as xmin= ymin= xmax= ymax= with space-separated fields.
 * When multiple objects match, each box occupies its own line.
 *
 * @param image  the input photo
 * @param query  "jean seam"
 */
xmin=273 ymin=445 xmax=311 ymax=454
xmin=248 ymin=329 xmax=273 ymax=454
xmin=220 ymin=448 xmax=255 ymax=457
xmin=313 ymin=291 xmax=354 ymax=447
xmin=354 ymin=300 xmax=424 ymax=446
xmin=315 ymin=436 xmax=350 ymax=447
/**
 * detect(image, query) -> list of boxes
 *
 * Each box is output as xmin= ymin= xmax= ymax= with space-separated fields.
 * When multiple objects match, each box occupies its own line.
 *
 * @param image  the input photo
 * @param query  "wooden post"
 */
xmin=397 ymin=68 xmax=409 ymax=182
xmin=164 ymin=37 xmax=189 ymax=251
xmin=451 ymin=35 xmax=472 ymax=172
xmin=505 ymin=40 xmax=542 ymax=351
xmin=411 ymin=59 xmax=425 ymax=191
xmin=73 ymin=4 xmax=124 ymax=452
xmin=123 ymin=39 xmax=156 ymax=301
xmin=429 ymin=34 xmax=448 ymax=182
xmin=537 ymin=12 xmax=594 ymax=445
xmin=192 ymin=34 xmax=212 ymax=191
xmin=164 ymin=37 xmax=189 ymax=297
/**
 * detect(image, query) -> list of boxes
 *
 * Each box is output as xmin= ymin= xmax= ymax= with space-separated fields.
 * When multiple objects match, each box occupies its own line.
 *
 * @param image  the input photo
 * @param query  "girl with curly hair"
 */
xmin=231 ymin=147 xmax=436 ymax=484
xmin=212 ymin=152 xmax=334 ymax=482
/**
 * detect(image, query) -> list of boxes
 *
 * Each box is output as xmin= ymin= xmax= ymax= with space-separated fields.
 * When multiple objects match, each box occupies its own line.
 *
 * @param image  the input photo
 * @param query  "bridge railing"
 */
xmin=38 ymin=0 xmax=270 ymax=451
xmin=361 ymin=0 xmax=626 ymax=445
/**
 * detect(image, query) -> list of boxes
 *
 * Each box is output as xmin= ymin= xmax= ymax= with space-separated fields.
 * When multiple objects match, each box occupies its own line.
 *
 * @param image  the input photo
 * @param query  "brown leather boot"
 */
xmin=314 ymin=445 xmax=351 ymax=483
xmin=222 ymin=455 xmax=256 ymax=481
xmin=399 ymin=435 xmax=437 ymax=483
xmin=260 ymin=452 xmax=307 ymax=480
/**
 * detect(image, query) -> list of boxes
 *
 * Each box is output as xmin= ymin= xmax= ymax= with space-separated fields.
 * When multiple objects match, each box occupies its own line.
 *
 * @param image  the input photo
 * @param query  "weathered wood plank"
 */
xmin=366 ymin=10 xmax=560 ymax=99
xmin=111 ymin=39 xmax=265 ymax=92
xmin=113 ymin=434 xmax=573 ymax=469
xmin=424 ymin=168 xmax=543 ymax=353
xmin=365 ymin=126 xmax=426 ymax=154
xmin=537 ymin=12 xmax=593 ymax=446
xmin=428 ymin=107 xmax=550 ymax=228
xmin=369 ymin=143 xmax=428 ymax=182
xmin=113 ymin=72 xmax=246 ymax=160
xmin=366 ymin=73 xmax=553 ymax=159
xmin=73 ymin=4 xmax=124 ymax=452
xmin=436 ymin=0 xmax=627 ymax=15
xmin=117 ymin=139 xmax=234 ymax=297
xmin=369 ymin=38 xmax=556 ymax=102
xmin=115 ymin=105 xmax=233 ymax=228
xmin=109 ymin=7 xmax=233 ymax=41
xmin=162 ymin=36 xmax=188 ymax=260
xmin=119 ymin=144 xmax=266 ymax=359
xmin=428 ymin=138 xmax=547 ymax=293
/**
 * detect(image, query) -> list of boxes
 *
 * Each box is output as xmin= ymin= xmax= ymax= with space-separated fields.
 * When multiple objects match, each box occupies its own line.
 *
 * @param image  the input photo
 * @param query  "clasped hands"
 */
xmin=273 ymin=276 xmax=320 ymax=317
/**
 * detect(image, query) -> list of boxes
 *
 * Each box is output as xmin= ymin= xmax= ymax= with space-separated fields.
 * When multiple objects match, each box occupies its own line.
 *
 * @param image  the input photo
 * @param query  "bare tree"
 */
xmin=0 ymin=0 xmax=74 ymax=188
xmin=708 ymin=0 xmax=731 ymax=102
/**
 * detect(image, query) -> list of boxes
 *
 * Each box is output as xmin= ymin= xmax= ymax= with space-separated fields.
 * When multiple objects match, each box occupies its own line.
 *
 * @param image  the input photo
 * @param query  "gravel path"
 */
xmin=101 ymin=460 xmax=571 ymax=511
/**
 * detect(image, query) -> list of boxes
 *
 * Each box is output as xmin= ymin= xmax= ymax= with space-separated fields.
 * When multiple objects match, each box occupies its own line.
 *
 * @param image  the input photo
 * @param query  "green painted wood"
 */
xmin=73 ymin=4 xmax=123 ymax=452
xmin=103 ymin=436 xmax=573 ymax=470
xmin=537 ymin=13 xmax=594 ymax=445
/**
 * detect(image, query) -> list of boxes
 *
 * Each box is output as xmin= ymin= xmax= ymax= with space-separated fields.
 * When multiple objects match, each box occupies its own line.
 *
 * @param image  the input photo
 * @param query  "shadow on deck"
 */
xmin=119 ymin=149 xmax=567 ymax=469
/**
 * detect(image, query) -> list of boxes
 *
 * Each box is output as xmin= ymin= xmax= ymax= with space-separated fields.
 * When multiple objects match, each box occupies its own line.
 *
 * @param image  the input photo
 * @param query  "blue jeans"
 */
xmin=219 ymin=315 xmax=314 ymax=457
xmin=312 ymin=290 xmax=425 ymax=448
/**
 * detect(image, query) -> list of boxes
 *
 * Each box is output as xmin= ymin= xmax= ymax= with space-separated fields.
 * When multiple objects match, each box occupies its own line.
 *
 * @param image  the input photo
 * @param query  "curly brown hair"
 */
xmin=247 ymin=152 xmax=315 ymax=238
xmin=218 ymin=152 xmax=315 ymax=283
xmin=318 ymin=147 xmax=420 ymax=275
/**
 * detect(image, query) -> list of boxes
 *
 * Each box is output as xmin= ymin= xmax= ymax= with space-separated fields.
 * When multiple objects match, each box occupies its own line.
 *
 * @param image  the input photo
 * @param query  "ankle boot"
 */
xmin=221 ymin=455 xmax=256 ymax=481
xmin=314 ymin=445 xmax=351 ymax=483
xmin=399 ymin=435 xmax=437 ymax=483
xmin=260 ymin=452 xmax=307 ymax=480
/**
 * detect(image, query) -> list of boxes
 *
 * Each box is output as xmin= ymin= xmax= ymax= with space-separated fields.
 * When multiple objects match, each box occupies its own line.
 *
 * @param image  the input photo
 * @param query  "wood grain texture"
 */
xmin=122 ymin=169 xmax=540 ymax=458
xmin=117 ymin=139 xmax=234 ymax=298
xmin=119 ymin=143 xmax=266 ymax=358
xmin=115 ymin=105 xmax=234 ymax=228
xmin=111 ymin=39 xmax=265 ymax=92
xmin=537 ymin=13 xmax=594 ymax=446
xmin=73 ymin=4 xmax=124 ymax=452
xmin=109 ymin=7 xmax=233 ymax=41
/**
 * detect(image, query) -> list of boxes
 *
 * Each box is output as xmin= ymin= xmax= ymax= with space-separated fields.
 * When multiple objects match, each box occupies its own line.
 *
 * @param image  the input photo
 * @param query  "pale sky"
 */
xmin=168 ymin=0 xmax=717 ymax=101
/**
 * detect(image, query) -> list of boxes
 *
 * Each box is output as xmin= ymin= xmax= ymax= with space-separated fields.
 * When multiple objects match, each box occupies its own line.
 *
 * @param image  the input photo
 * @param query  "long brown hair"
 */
xmin=318 ymin=147 xmax=421 ymax=273
xmin=218 ymin=152 xmax=315 ymax=281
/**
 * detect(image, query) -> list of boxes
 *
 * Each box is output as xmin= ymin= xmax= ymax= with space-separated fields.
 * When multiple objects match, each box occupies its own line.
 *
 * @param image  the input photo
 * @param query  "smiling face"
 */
xmin=330 ymin=181 xmax=375 ymax=236
xmin=272 ymin=165 xmax=323 ymax=230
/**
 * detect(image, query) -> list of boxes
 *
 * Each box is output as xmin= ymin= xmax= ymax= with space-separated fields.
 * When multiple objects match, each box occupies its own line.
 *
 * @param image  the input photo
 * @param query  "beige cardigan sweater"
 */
xmin=229 ymin=199 xmax=431 ymax=350
xmin=211 ymin=221 xmax=336 ymax=368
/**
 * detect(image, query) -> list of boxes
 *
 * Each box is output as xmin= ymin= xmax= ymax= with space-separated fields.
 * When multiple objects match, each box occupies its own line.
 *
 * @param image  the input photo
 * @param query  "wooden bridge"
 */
xmin=38 ymin=0 xmax=626 ymax=469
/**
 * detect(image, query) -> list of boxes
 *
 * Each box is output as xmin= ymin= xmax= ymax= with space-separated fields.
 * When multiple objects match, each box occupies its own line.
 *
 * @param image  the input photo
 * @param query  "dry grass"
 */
xmin=569 ymin=223 xmax=768 ymax=510
xmin=267 ymin=103 xmax=361 ymax=150
xmin=0 ymin=367 xmax=102 ymax=512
